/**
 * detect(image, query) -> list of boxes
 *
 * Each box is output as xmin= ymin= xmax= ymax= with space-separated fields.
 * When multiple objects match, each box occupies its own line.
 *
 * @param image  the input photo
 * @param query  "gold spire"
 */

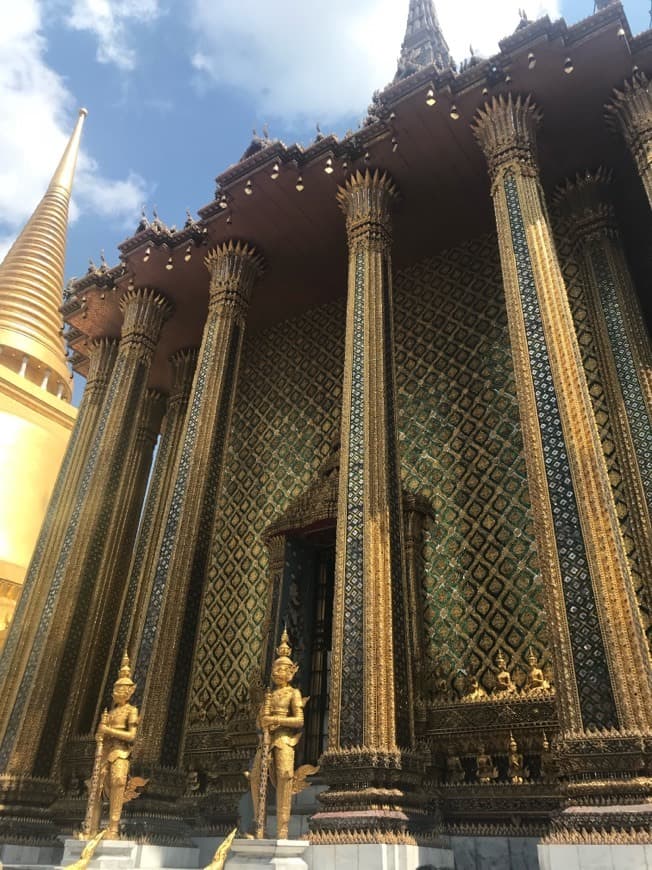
xmin=0 ymin=108 xmax=87 ymax=401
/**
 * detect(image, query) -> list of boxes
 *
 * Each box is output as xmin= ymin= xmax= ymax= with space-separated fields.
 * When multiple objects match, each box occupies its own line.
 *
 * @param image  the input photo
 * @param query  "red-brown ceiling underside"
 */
xmin=65 ymin=8 xmax=652 ymax=393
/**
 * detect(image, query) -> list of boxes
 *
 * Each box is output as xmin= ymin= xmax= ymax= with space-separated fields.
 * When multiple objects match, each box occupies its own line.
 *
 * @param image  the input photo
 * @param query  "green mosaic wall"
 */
xmin=188 ymin=232 xmax=549 ymax=725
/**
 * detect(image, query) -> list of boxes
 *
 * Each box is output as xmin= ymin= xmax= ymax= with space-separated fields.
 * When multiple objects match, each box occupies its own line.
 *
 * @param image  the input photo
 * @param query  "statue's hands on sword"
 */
xmin=255 ymin=688 xmax=273 ymax=839
xmin=83 ymin=710 xmax=108 ymax=837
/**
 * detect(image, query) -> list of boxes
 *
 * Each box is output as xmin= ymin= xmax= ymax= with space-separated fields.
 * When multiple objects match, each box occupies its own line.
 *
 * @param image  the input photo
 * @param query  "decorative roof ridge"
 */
xmin=64 ymin=326 xmax=84 ymax=343
xmin=199 ymin=125 xmax=392 ymax=216
xmin=561 ymin=2 xmax=628 ymax=44
xmin=631 ymin=30 xmax=652 ymax=53
xmin=118 ymin=219 xmax=207 ymax=257
xmin=381 ymin=63 xmax=455 ymax=105
xmin=65 ymin=263 xmax=123 ymax=297
xmin=216 ymin=139 xmax=292 ymax=186
xmin=498 ymin=15 xmax=556 ymax=52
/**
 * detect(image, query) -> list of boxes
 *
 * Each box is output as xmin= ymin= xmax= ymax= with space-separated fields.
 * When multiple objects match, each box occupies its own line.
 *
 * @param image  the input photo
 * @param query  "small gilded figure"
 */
xmin=493 ymin=651 xmax=516 ymax=695
xmin=464 ymin=674 xmax=488 ymax=701
xmin=507 ymin=733 xmax=526 ymax=784
xmin=84 ymin=653 xmax=144 ymax=838
xmin=249 ymin=629 xmax=316 ymax=839
xmin=540 ymin=732 xmax=556 ymax=782
xmin=446 ymin=751 xmax=465 ymax=785
xmin=476 ymin=745 xmax=497 ymax=784
xmin=525 ymin=648 xmax=551 ymax=693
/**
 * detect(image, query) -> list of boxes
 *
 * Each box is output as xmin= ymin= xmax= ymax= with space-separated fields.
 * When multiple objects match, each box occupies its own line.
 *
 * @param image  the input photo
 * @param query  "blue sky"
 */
xmin=0 ymin=0 xmax=648 ymax=404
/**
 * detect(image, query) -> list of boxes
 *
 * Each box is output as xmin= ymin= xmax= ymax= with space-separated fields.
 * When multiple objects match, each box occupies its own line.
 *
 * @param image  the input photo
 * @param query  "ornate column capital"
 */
xmin=606 ymin=72 xmax=652 ymax=176
xmin=204 ymin=241 xmax=264 ymax=320
xmin=553 ymin=168 xmax=617 ymax=245
xmin=472 ymin=94 xmax=542 ymax=184
xmin=337 ymin=169 xmax=399 ymax=249
xmin=119 ymin=288 xmax=174 ymax=362
xmin=135 ymin=388 xmax=167 ymax=451
xmin=168 ymin=347 xmax=199 ymax=410
xmin=84 ymin=337 xmax=119 ymax=402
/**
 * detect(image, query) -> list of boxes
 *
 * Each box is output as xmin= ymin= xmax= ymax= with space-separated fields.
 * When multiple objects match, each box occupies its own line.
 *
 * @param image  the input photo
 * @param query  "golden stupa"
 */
xmin=0 ymin=109 xmax=85 ymax=645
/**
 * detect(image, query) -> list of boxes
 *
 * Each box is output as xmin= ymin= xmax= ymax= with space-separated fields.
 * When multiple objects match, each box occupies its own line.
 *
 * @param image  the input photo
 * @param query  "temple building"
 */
xmin=0 ymin=1 xmax=651 ymax=868
xmin=0 ymin=112 xmax=84 ymax=648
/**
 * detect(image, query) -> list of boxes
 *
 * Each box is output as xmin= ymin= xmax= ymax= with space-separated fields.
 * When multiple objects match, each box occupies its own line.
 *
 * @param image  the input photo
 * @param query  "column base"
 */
xmin=226 ymin=839 xmax=308 ymax=870
xmin=311 ymin=747 xmax=433 ymax=840
xmin=119 ymin=765 xmax=191 ymax=845
xmin=0 ymin=774 xmax=61 ymax=846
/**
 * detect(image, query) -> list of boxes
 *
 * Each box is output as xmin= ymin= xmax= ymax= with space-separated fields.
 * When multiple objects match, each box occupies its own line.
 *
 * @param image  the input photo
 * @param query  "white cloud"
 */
xmin=0 ymin=0 xmax=148 ymax=261
xmin=190 ymin=0 xmax=561 ymax=122
xmin=67 ymin=0 xmax=161 ymax=70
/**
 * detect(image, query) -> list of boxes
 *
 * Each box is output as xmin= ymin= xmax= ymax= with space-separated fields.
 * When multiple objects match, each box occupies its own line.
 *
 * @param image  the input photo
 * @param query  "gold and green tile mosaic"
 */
xmin=188 ymin=232 xmax=550 ymax=724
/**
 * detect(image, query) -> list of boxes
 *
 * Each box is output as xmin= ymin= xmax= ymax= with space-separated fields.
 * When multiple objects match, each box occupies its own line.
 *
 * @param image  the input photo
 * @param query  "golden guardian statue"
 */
xmin=249 ymin=629 xmax=317 ymax=839
xmin=84 ymin=653 xmax=145 ymax=838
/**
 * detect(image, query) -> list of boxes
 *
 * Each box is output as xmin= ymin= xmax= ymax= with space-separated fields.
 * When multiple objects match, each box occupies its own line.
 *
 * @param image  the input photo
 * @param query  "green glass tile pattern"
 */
xmin=188 ymin=233 xmax=549 ymax=731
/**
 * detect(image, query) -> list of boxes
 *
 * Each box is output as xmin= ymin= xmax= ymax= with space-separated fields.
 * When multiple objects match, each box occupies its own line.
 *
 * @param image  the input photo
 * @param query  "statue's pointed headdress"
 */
xmin=113 ymin=650 xmax=136 ymax=689
xmin=276 ymin=627 xmax=292 ymax=658
xmin=273 ymin=627 xmax=298 ymax=675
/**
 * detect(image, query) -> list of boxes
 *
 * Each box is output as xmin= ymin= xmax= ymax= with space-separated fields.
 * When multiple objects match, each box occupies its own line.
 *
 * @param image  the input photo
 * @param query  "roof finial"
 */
xmin=0 ymin=108 xmax=87 ymax=401
xmin=395 ymin=0 xmax=453 ymax=81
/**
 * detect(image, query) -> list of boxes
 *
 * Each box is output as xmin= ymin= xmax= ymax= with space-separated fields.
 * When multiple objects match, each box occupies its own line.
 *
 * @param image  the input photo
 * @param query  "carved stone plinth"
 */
xmin=183 ymin=720 xmax=255 ymax=835
xmin=311 ymin=747 xmax=431 ymax=840
xmin=0 ymin=773 xmax=61 ymax=845
xmin=117 ymin=764 xmax=191 ymax=845
xmin=226 ymin=839 xmax=308 ymax=870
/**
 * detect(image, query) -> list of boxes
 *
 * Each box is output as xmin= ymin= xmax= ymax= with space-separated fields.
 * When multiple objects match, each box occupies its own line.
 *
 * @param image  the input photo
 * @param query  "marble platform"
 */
xmin=538 ymin=842 xmax=652 ymax=870
xmin=59 ymin=838 xmax=199 ymax=870
xmin=224 ymin=839 xmax=308 ymax=869
xmin=303 ymin=842 xmax=454 ymax=869
xmin=451 ymin=835 xmax=540 ymax=869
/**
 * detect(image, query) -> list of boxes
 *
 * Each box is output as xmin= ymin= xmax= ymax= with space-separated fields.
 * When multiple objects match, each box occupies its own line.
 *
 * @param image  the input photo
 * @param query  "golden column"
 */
xmin=606 ymin=72 xmax=652 ymax=208
xmin=0 ymin=337 xmax=117 ymax=733
xmin=133 ymin=242 xmax=263 ymax=770
xmin=0 ymin=287 xmax=172 ymax=781
xmin=473 ymin=95 xmax=652 ymax=788
xmin=58 ymin=386 xmax=168 ymax=755
xmin=103 ymin=347 xmax=198 ymax=715
xmin=313 ymin=170 xmax=419 ymax=840
xmin=555 ymin=169 xmax=652 ymax=628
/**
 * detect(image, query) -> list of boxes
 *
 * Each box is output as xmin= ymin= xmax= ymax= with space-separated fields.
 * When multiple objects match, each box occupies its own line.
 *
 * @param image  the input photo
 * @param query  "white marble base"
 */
xmin=538 ymin=842 xmax=652 ymax=870
xmin=0 ymin=843 xmax=62 ymax=867
xmin=225 ymin=839 xmax=308 ymax=869
xmin=305 ymin=843 xmax=455 ymax=869
xmin=60 ymin=838 xmax=199 ymax=870
xmin=451 ymin=835 xmax=540 ymax=869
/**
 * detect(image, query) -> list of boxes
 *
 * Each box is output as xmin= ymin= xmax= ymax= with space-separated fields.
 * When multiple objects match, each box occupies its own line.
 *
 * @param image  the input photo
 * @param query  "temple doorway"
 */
xmin=261 ymin=446 xmax=432 ymax=765
xmin=277 ymin=528 xmax=334 ymax=766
